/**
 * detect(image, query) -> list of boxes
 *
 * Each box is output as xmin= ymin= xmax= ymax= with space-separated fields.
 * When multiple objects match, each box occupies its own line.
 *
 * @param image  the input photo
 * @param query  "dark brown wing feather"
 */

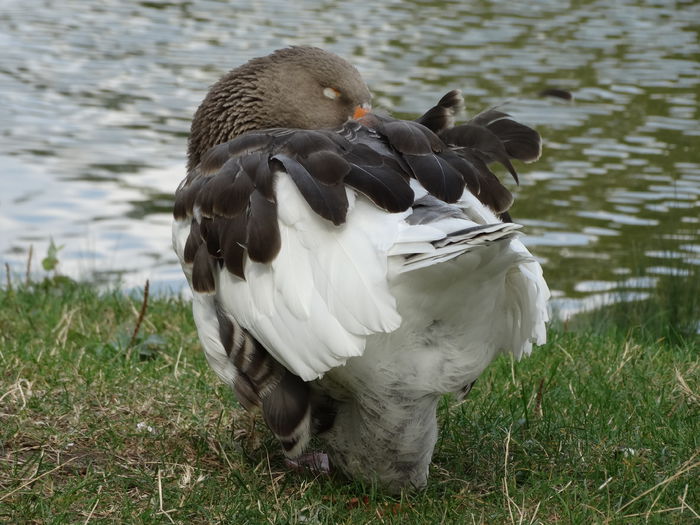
xmin=467 ymin=108 xmax=542 ymax=163
xmin=215 ymin=164 xmax=255 ymax=217
xmin=270 ymin=153 xmax=349 ymax=225
xmin=440 ymin=123 xmax=520 ymax=184
xmin=415 ymin=89 xmax=464 ymax=134
xmin=247 ymin=190 xmax=281 ymax=262
xmin=214 ymin=304 xmax=313 ymax=455
xmin=192 ymin=242 xmax=215 ymax=293
xmin=297 ymin=150 xmax=351 ymax=185
xmin=345 ymin=163 xmax=414 ymax=212
xmin=379 ymin=120 xmax=434 ymax=155
xmin=183 ymin=218 xmax=202 ymax=263
xmin=403 ymin=152 xmax=465 ymax=203
xmin=468 ymin=156 xmax=514 ymax=214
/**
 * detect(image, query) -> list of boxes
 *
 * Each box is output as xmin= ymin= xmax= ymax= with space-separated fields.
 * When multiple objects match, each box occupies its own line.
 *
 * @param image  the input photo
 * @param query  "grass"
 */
xmin=0 ymin=273 xmax=698 ymax=524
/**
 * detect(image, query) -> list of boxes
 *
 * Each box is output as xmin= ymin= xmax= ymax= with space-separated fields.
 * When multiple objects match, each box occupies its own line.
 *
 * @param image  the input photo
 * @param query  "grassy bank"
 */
xmin=1 ymin=276 xmax=698 ymax=524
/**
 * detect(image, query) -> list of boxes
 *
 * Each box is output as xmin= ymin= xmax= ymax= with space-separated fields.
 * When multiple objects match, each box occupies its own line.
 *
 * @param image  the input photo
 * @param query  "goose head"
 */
xmin=187 ymin=46 xmax=372 ymax=170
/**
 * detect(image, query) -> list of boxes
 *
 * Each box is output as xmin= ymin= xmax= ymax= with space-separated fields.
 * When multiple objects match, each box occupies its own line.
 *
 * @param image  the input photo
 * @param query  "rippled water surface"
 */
xmin=2 ymin=0 xmax=699 ymax=316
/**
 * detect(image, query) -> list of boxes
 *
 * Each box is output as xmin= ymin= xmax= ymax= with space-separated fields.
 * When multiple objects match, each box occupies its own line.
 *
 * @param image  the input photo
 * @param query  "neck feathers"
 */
xmin=187 ymin=63 xmax=270 ymax=171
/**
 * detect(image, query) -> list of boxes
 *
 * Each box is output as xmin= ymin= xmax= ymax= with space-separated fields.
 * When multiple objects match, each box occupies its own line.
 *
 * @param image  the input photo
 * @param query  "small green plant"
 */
xmin=41 ymin=238 xmax=64 ymax=274
xmin=18 ymin=238 xmax=75 ymax=289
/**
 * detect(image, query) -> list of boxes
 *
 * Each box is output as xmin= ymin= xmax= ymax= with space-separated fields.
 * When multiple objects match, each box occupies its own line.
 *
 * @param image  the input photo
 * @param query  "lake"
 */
xmin=1 ymin=0 xmax=698 ymax=319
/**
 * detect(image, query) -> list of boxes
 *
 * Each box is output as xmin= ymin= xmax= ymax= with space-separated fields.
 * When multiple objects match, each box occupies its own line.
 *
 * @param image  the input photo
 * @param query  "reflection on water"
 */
xmin=1 ymin=0 xmax=698 ymax=318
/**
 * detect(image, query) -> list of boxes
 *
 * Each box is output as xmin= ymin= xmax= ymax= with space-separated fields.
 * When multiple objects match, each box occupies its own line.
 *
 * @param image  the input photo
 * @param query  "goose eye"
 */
xmin=323 ymin=87 xmax=340 ymax=100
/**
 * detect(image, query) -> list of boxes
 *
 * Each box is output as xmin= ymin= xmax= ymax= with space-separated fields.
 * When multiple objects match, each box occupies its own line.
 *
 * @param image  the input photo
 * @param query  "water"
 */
xmin=1 ymin=0 xmax=698 ymax=318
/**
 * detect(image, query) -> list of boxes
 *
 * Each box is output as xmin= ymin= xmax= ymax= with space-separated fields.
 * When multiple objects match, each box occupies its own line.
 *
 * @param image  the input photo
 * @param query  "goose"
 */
xmin=172 ymin=46 xmax=549 ymax=492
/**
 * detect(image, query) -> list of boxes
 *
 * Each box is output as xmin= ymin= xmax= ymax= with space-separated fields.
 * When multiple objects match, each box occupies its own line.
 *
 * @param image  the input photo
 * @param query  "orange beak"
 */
xmin=353 ymin=104 xmax=371 ymax=120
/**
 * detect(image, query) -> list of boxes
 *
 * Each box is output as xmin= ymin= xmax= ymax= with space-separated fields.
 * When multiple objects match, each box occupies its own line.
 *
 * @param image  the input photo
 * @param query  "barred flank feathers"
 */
xmin=214 ymin=306 xmax=288 ymax=409
xmin=262 ymin=371 xmax=312 ymax=457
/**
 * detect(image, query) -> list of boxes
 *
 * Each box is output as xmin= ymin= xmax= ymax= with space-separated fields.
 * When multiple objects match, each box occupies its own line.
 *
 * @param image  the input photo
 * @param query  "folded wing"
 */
xmin=173 ymin=94 xmax=542 ymax=383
